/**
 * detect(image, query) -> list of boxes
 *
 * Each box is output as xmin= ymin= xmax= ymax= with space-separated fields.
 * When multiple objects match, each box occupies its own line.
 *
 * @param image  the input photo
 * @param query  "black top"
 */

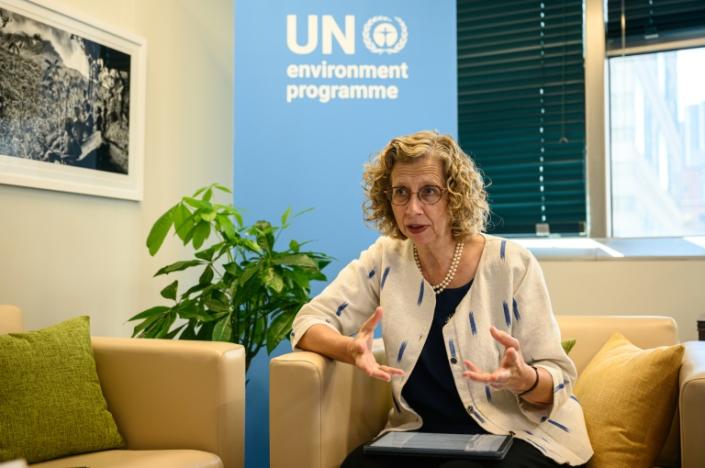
xmin=401 ymin=280 xmax=487 ymax=434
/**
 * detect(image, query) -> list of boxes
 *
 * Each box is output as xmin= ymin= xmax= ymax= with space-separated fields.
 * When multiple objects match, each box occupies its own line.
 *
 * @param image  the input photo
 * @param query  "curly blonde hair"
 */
xmin=363 ymin=130 xmax=489 ymax=240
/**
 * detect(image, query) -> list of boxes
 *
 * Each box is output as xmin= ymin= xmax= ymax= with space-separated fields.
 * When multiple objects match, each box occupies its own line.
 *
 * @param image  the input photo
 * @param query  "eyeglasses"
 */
xmin=388 ymin=185 xmax=446 ymax=206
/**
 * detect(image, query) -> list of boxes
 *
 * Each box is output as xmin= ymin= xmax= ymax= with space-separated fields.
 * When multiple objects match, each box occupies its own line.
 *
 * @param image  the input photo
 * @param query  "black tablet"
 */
xmin=363 ymin=432 xmax=513 ymax=460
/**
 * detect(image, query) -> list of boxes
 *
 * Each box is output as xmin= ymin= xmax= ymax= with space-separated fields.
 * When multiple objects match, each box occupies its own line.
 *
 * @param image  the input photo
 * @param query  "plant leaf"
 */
xmin=183 ymin=196 xmax=210 ymax=210
xmin=179 ymin=321 xmax=198 ymax=340
xmin=561 ymin=339 xmax=576 ymax=355
xmin=263 ymin=268 xmax=284 ymax=293
xmin=213 ymin=183 xmax=232 ymax=193
xmin=280 ymin=207 xmax=292 ymax=226
xmin=216 ymin=214 xmax=237 ymax=240
xmin=213 ymin=314 xmax=233 ymax=341
xmin=266 ymin=312 xmax=295 ymax=354
xmin=165 ymin=323 xmax=187 ymax=339
xmin=174 ymin=204 xmax=195 ymax=242
xmin=239 ymin=238 xmax=261 ymax=253
xmin=133 ymin=313 xmax=163 ymax=337
xmin=128 ymin=305 xmax=170 ymax=322
xmin=204 ymin=296 xmax=230 ymax=313
xmin=196 ymin=321 xmax=215 ymax=340
xmin=182 ymin=282 xmax=208 ymax=297
xmin=195 ymin=243 xmax=223 ymax=261
xmin=146 ymin=205 xmax=176 ymax=255
xmin=176 ymin=304 xmax=213 ymax=322
xmin=155 ymin=259 xmax=203 ymax=276
xmin=192 ymin=221 xmax=211 ymax=249
xmin=201 ymin=209 xmax=217 ymax=222
xmin=271 ymin=254 xmax=318 ymax=268
xmin=239 ymin=264 xmax=259 ymax=285
xmin=202 ymin=187 xmax=213 ymax=202
xmin=160 ymin=280 xmax=178 ymax=300
xmin=252 ymin=220 xmax=275 ymax=252
xmin=199 ymin=265 xmax=215 ymax=285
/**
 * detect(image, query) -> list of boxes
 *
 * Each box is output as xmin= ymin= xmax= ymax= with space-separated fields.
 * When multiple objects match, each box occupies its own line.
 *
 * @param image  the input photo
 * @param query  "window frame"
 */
xmin=585 ymin=0 xmax=705 ymax=239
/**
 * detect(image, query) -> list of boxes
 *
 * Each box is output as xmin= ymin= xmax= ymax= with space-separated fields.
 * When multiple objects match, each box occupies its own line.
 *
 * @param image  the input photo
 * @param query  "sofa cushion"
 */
xmin=574 ymin=332 xmax=683 ymax=468
xmin=28 ymin=449 xmax=223 ymax=468
xmin=0 ymin=316 xmax=124 ymax=463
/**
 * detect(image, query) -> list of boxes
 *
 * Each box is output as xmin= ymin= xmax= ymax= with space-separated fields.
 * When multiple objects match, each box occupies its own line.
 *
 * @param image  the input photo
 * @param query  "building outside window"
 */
xmin=608 ymin=47 xmax=705 ymax=237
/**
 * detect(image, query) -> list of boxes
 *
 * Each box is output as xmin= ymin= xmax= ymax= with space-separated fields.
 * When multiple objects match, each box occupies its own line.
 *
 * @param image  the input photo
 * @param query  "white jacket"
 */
xmin=292 ymin=234 xmax=593 ymax=465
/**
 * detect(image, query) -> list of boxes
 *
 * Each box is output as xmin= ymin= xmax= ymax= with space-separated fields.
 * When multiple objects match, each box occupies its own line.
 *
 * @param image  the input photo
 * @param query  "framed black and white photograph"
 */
xmin=0 ymin=0 xmax=145 ymax=200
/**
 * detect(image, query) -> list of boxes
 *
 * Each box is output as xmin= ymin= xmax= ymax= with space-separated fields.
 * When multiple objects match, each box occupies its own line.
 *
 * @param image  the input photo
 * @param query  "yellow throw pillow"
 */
xmin=574 ymin=332 xmax=683 ymax=468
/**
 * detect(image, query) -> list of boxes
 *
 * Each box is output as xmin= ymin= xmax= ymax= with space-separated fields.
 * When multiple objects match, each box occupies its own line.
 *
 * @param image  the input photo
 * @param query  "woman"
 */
xmin=291 ymin=131 xmax=592 ymax=467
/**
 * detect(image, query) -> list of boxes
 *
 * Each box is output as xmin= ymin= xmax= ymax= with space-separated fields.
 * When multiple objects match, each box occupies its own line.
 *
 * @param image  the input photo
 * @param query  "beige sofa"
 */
xmin=270 ymin=315 xmax=705 ymax=468
xmin=0 ymin=305 xmax=245 ymax=468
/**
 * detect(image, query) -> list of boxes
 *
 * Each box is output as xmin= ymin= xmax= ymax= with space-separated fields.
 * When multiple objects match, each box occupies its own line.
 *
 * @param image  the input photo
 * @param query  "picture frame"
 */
xmin=0 ymin=0 xmax=146 ymax=200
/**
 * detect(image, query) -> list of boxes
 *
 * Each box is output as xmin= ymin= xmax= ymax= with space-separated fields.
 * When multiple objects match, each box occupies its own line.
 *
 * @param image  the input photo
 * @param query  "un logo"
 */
xmin=362 ymin=16 xmax=408 ymax=54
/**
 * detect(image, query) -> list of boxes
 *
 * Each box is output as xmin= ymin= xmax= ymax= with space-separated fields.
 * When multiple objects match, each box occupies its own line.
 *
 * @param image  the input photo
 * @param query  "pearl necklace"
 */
xmin=413 ymin=241 xmax=464 ymax=295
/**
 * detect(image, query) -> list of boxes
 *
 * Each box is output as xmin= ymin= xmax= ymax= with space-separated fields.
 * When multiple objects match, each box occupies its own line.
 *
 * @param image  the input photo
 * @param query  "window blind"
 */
xmin=457 ymin=0 xmax=586 ymax=235
xmin=606 ymin=0 xmax=705 ymax=50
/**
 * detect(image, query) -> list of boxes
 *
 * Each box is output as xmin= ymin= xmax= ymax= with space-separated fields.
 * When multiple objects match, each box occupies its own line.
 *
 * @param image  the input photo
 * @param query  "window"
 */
xmin=456 ymin=0 xmax=705 ymax=240
xmin=457 ymin=0 xmax=586 ymax=236
xmin=606 ymin=0 xmax=705 ymax=237
xmin=608 ymin=47 xmax=705 ymax=236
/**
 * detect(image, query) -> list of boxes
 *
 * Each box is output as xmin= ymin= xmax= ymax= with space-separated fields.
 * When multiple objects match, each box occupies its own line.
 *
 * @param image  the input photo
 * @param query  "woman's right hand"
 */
xmin=347 ymin=306 xmax=405 ymax=382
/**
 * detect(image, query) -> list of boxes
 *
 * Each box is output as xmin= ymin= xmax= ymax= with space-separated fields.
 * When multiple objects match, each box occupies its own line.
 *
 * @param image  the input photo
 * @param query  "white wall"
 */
xmin=541 ymin=259 xmax=705 ymax=342
xmin=0 ymin=0 xmax=233 ymax=336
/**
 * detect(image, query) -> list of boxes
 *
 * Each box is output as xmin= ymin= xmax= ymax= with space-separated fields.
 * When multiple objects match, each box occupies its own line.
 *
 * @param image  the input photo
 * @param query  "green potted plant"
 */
xmin=128 ymin=183 xmax=331 ymax=370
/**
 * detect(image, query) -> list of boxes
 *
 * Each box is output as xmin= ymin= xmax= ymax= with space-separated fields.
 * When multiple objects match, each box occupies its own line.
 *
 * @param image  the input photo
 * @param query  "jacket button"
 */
xmin=450 ymin=357 xmax=458 ymax=364
xmin=467 ymin=405 xmax=474 ymax=412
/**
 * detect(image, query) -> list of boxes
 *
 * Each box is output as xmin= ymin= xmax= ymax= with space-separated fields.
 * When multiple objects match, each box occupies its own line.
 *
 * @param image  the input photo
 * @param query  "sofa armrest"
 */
xmin=680 ymin=341 xmax=705 ymax=468
xmin=91 ymin=337 xmax=245 ymax=468
xmin=0 ymin=304 xmax=24 ymax=333
xmin=270 ymin=346 xmax=391 ymax=468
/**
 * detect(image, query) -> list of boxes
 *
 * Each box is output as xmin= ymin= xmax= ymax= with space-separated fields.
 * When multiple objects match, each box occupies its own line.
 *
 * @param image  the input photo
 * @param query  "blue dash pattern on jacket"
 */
xmin=368 ymin=268 xmax=376 ymax=279
xmin=503 ymin=301 xmax=511 ymax=326
xmin=485 ymin=385 xmax=492 ymax=402
xmin=469 ymin=312 xmax=477 ymax=335
xmin=547 ymin=419 xmax=570 ymax=432
xmin=335 ymin=302 xmax=348 ymax=316
xmin=381 ymin=266 xmax=391 ymax=289
xmin=448 ymin=339 xmax=457 ymax=360
xmin=500 ymin=240 xmax=507 ymax=260
xmin=512 ymin=298 xmax=521 ymax=320
xmin=417 ymin=280 xmax=424 ymax=305
xmin=397 ymin=341 xmax=407 ymax=362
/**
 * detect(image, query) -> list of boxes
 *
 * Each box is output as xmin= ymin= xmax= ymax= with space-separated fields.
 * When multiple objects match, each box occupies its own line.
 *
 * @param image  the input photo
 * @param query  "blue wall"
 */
xmin=234 ymin=1 xmax=457 ymax=466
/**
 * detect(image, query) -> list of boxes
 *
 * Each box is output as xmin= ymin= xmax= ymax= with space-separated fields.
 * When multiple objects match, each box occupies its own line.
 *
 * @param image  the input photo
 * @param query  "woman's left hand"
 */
xmin=462 ymin=325 xmax=536 ymax=394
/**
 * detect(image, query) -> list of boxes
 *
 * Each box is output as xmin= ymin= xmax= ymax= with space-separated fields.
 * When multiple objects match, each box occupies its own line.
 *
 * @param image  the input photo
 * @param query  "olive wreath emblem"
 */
xmin=362 ymin=16 xmax=408 ymax=55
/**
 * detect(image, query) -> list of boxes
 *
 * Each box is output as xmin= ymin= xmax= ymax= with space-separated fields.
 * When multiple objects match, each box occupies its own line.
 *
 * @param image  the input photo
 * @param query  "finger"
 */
xmin=499 ymin=347 xmax=518 ymax=369
xmin=466 ymin=367 xmax=511 ymax=384
xmin=463 ymin=370 xmax=494 ymax=383
xmin=360 ymin=307 xmax=383 ymax=334
xmin=504 ymin=347 xmax=522 ymax=367
xmin=379 ymin=365 xmax=405 ymax=376
xmin=463 ymin=359 xmax=481 ymax=372
xmin=368 ymin=367 xmax=392 ymax=382
xmin=490 ymin=326 xmax=520 ymax=349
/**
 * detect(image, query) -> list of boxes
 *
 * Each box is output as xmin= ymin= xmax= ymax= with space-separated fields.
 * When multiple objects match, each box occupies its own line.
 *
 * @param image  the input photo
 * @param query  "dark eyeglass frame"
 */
xmin=387 ymin=185 xmax=446 ymax=206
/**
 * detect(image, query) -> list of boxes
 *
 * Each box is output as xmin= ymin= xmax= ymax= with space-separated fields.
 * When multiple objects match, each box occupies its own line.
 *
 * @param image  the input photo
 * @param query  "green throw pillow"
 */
xmin=0 ymin=316 xmax=124 ymax=463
